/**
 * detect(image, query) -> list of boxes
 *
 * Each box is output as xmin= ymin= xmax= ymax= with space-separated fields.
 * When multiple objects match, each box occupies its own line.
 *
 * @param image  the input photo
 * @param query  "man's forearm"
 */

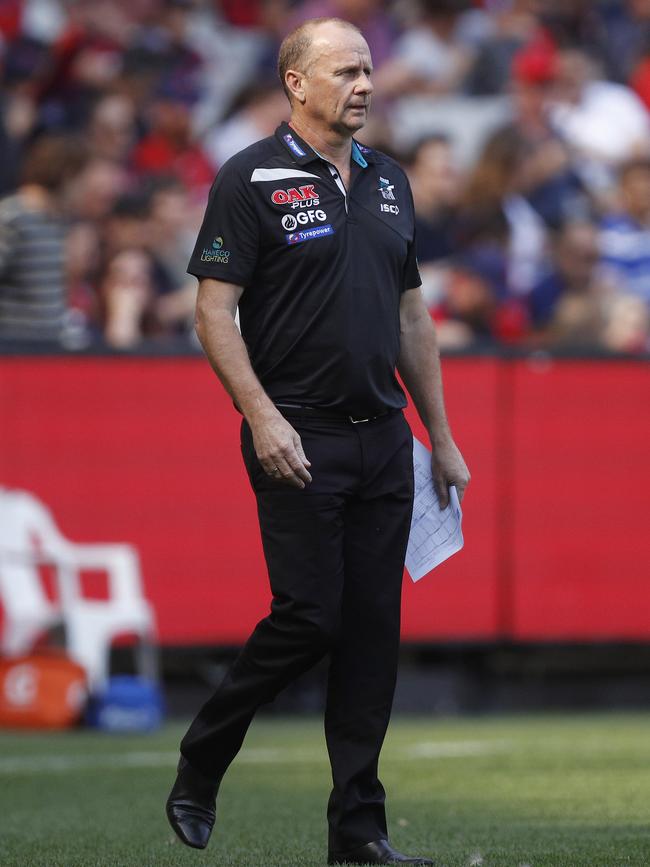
xmin=397 ymin=296 xmax=470 ymax=504
xmin=397 ymin=311 xmax=452 ymax=446
xmin=195 ymin=284 xmax=311 ymax=488
xmin=195 ymin=305 xmax=277 ymax=426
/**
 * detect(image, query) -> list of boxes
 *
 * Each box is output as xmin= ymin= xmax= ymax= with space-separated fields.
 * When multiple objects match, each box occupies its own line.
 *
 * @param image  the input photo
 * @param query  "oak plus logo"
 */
xmin=200 ymin=236 xmax=231 ymax=264
xmin=271 ymin=185 xmax=320 ymax=209
xmin=281 ymin=209 xmax=327 ymax=230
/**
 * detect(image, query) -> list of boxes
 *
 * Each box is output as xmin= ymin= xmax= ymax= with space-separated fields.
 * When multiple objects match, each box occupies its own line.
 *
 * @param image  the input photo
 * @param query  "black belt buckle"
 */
xmin=349 ymin=409 xmax=390 ymax=424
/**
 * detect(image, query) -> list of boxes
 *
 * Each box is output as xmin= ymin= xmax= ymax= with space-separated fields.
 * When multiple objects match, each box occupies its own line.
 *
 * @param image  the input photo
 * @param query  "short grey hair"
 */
xmin=277 ymin=17 xmax=363 ymax=103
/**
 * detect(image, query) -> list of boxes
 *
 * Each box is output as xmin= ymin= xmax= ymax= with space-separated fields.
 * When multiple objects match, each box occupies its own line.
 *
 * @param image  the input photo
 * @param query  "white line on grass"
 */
xmin=0 ymin=740 xmax=510 ymax=775
xmin=403 ymin=739 xmax=511 ymax=758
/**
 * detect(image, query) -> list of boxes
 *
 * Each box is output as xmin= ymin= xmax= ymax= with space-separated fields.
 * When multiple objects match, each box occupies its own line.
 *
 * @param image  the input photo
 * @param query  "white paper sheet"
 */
xmin=405 ymin=437 xmax=464 ymax=582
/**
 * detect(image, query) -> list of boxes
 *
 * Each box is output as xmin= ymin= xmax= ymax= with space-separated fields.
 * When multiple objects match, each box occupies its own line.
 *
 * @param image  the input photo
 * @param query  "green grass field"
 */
xmin=1 ymin=713 xmax=649 ymax=867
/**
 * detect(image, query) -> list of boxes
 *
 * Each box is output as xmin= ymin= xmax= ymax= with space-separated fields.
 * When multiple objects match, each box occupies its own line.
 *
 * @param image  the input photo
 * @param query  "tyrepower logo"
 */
xmin=281 ymin=210 xmax=327 ymax=230
xmin=286 ymin=224 xmax=335 ymax=245
xmin=271 ymin=185 xmax=320 ymax=209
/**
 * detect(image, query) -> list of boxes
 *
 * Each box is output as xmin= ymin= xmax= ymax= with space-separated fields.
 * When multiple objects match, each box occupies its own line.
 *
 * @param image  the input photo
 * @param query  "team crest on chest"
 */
xmin=378 ymin=176 xmax=395 ymax=201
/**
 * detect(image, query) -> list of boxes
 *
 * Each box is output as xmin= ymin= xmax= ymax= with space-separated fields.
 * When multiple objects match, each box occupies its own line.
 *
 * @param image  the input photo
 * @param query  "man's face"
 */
xmin=299 ymin=24 xmax=373 ymax=135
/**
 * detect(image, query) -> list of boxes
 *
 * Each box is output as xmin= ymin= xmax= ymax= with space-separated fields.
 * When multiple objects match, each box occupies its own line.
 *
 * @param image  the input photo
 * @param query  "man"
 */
xmin=0 ymin=135 xmax=88 ymax=341
xmin=166 ymin=17 xmax=470 ymax=866
xmin=599 ymin=156 xmax=650 ymax=306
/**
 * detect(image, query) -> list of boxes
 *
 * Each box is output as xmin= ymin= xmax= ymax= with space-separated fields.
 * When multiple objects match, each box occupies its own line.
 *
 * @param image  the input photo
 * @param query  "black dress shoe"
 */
xmin=328 ymin=838 xmax=435 ymax=865
xmin=165 ymin=757 xmax=221 ymax=849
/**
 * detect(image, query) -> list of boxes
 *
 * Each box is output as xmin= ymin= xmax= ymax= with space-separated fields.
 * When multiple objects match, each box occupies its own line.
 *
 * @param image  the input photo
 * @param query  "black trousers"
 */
xmin=180 ymin=409 xmax=414 ymax=853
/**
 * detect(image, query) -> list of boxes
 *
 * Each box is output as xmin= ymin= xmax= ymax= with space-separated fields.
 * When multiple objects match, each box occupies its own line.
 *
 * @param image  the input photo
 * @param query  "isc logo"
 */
xmin=380 ymin=203 xmax=400 ymax=215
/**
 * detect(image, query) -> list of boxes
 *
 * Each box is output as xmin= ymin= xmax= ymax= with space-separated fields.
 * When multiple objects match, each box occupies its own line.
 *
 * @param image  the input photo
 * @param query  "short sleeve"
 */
xmin=187 ymin=158 xmax=259 ymax=286
xmin=403 ymin=183 xmax=422 ymax=291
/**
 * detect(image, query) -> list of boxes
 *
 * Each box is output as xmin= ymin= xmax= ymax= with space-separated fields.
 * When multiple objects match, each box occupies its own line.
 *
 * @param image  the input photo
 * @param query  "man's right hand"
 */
xmin=249 ymin=411 xmax=312 ymax=489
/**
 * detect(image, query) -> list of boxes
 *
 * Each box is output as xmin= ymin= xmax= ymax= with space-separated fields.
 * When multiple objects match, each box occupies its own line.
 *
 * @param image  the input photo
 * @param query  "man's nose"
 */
xmin=355 ymin=73 xmax=373 ymax=95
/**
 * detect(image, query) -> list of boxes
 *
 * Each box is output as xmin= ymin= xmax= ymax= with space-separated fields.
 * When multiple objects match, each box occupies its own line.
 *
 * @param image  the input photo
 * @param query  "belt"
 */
xmin=275 ymin=403 xmax=395 ymax=424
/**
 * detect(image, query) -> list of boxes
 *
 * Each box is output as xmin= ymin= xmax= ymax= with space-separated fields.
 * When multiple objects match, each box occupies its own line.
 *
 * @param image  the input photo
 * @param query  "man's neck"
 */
xmin=289 ymin=117 xmax=353 ymax=167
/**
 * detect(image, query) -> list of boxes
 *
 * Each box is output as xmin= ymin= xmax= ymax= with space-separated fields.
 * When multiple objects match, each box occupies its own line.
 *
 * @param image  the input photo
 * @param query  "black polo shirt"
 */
xmin=188 ymin=121 xmax=421 ymax=416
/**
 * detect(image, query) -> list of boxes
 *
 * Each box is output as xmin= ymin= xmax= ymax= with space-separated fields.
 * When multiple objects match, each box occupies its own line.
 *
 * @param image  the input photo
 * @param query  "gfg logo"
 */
xmin=281 ymin=210 xmax=327 ymax=230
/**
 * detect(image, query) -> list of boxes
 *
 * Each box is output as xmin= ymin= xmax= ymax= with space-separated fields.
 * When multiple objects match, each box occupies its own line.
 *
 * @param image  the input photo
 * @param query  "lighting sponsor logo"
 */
xmin=378 ymin=176 xmax=396 ymax=201
xmin=286 ymin=224 xmax=335 ymax=245
xmin=200 ymin=235 xmax=231 ymax=263
xmin=283 ymin=133 xmax=307 ymax=158
xmin=380 ymin=203 xmax=399 ymax=215
xmin=271 ymin=185 xmax=320 ymax=208
xmin=281 ymin=209 xmax=327 ymax=230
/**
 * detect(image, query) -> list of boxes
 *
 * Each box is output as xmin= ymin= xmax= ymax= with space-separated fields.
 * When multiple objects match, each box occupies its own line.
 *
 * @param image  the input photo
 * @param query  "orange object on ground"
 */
xmin=0 ymin=653 xmax=87 ymax=729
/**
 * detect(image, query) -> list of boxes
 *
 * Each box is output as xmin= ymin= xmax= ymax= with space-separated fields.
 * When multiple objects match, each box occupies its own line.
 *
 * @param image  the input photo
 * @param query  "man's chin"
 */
xmin=340 ymin=113 xmax=368 ymax=134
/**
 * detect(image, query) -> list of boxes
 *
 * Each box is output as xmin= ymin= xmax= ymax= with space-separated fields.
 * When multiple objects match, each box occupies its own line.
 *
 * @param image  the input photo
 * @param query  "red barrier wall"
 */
xmin=1 ymin=355 xmax=649 ymax=644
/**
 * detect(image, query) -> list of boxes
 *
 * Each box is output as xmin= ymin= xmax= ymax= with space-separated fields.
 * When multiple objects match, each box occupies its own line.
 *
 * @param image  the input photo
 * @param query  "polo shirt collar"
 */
xmin=275 ymin=122 xmax=375 ymax=167
xmin=351 ymin=140 xmax=368 ymax=168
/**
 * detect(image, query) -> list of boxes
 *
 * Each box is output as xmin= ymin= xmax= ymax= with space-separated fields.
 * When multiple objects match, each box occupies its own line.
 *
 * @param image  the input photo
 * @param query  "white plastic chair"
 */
xmin=0 ymin=488 xmax=62 ymax=655
xmin=0 ymin=487 xmax=157 ymax=689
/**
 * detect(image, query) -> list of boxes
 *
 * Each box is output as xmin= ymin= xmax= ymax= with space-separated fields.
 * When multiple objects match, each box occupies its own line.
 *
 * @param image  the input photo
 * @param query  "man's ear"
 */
xmin=285 ymin=69 xmax=306 ymax=105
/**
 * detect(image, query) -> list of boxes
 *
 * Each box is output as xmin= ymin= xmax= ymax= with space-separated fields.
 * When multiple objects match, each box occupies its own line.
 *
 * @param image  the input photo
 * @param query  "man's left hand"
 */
xmin=430 ymin=436 xmax=470 ymax=509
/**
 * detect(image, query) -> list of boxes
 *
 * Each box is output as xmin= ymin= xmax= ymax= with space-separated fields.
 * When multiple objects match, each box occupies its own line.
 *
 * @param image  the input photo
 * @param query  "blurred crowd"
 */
xmin=1 ymin=0 xmax=650 ymax=353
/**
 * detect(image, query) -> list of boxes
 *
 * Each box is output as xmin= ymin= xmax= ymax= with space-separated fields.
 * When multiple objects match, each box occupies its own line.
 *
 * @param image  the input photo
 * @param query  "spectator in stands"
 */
xmin=500 ymin=36 xmax=589 ymax=228
xmin=598 ymin=0 xmax=650 ymax=86
xmin=35 ymin=0 xmax=132 ymax=129
xmin=0 ymin=0 xmax=645 ymax=354
xmin=203 ymin=82 xmax=288 ymax=168
xmin=601 ymin=292 xmax=650 ymax=352
xmin=0 ymin=134 xmax=88 ymax=342
xmin=65 ymin=219 xmax=101 ymax=345
xmin=455 ymin=125 xmax=548 ymax=298
xmin=86 ymin=92 xmax=137 ymax=163
xmin=525 ymin=218 xmax=648 ymax=351
xmin=374 ymin=0 xmax=473 ymax=99
xmin=147 ymin=179 xmax=202 ymax=336
xmin=65 ymin=155 xmax=129 ymax=223
xmin=407 ymin=133 xmax=460 ymax=265
xmin=102 ymin=193 xmax=151 ymax=262
xmin=536 ymin=0 xmax=603 ymax=56
xmin=99 ymin=186 xmax=198 ymax=346
xmin=404 ymin=133 xmax=461 ymax=313
xmin=430 ymin=248 xmax=507 ymax=349
xmin=101 ymin=247 xmax=158 ymax=349
xmin=528 ymin=221 xmax=606 ymax=336
xmin=0 ymin=35 xmax=44 ymax=195
xmin=600 ymin=156 xmax=650 ymax=307
xmin=465 ymin=0 xmax=541 ymax=96
xmin=548 ymin=47 xmax=650 ymax=201
xmin=132 ymin=72 xmax=215 ymax=199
